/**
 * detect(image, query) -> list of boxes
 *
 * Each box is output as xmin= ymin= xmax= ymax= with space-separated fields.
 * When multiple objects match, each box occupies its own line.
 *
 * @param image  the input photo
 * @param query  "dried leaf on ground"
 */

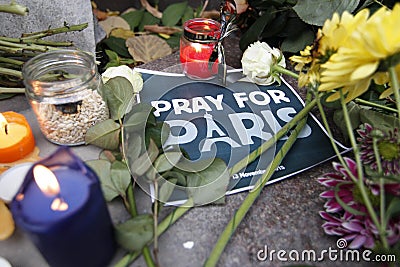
xmin=126 ymin=35 xmax=172 ymax=63
xmin=99 ymin=16 xmax=130 ymax=37
xmin=140 ymin=0 xmax=162 ymax=18
xmin=144 ymin=25 xmax=182 ymax=35
xmin=111 ymin=28 xmax=136 ymax=39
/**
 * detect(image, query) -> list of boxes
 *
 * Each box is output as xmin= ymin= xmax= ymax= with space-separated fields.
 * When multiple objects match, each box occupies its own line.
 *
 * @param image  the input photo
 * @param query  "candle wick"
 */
xmin=4 ymin=124 xmax=8 ymax=135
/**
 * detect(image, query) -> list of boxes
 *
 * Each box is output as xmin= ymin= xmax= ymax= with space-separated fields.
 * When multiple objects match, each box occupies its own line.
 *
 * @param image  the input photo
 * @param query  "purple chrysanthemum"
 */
xmin=318 ymin=157 xmax=400 ymax=249
xmin=357 ymin=123 xmax=400 ymax=176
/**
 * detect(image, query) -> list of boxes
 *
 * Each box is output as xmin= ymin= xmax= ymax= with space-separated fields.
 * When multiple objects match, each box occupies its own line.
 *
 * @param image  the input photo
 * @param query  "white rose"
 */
xmin=102 ymin=65 xmax=143 ymax=93
xmin=241 ymin=41 xmax=286 ymax=85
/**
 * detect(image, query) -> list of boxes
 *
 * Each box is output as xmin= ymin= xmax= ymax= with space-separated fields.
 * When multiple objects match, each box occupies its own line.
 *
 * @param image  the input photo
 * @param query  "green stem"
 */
xmin=0 ymin=87 xmax=24 ymax=93
xmin=0 ymin=67 xmax=22 ymax=78
xmin=127 ymin=183 xmax=137 ymax=217
xmin=272 ymin=65 xmax=299 ymax=79
xmin=315 ymin=93 xmax=356 ymax=183
xmin=0 ymin=36 xmax=73 ymax=47
xmin=339 ymin=92 xmax=389 ymax=249
xmin=0 ymin=2 xmax=28 ymax=15
xmin=388 ymin=66 xmax=400 ymax=118
xmin=21 ymin=23 xmax=88 ymax=39
xmin=153 ymin=179 xmax=160 ymax=267
xmin=230 ymin=98 xmax=316 ymax=175
xmin=0 ymin=57 xmax=24 ymax=66
xmin=372 ymin=136 xmax=386 ymax=231
xmin=204 ymin=92 xmax=312 ymax=267
xmin=354 ymin=98 xmax=398 ymax=114
xmin=114 ymin=198 xmax=194 ymax=267
xmin=142 ymin=248 xmax=156 ymax=267
xmin=0 ymin=39 xmax=58 ymax=53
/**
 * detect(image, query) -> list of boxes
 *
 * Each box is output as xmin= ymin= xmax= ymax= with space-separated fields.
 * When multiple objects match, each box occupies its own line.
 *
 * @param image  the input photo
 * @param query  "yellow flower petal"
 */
xmin=350 ymin=61 xmax=379 ymax=80
xmin=0 ymin=200 xmax=15 ymax=240
xmin=379 ymin=88 xmax=393 ymax=99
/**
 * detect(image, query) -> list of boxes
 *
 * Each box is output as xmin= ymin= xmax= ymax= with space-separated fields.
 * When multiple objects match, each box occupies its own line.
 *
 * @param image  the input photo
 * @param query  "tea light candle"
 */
xmin=180 ymin=43 xmax=218 ymax=79
xmin=10 ymin=147 xmax=116 ymax=267
xmin=0 ymin=112 xmax=35 ymax=163
xmin=180 ymin=18 xmax=221 ymax=80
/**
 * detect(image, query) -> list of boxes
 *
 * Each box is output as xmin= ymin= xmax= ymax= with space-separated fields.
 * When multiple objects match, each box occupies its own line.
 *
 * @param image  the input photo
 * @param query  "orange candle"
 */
xmin=0 ymin=111 xmax=35 ymax=163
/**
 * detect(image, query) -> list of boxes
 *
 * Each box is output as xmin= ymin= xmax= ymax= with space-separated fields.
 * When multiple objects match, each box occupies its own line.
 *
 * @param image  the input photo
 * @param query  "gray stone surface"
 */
xmin=0 ymin=0 xmax=97 ymax=54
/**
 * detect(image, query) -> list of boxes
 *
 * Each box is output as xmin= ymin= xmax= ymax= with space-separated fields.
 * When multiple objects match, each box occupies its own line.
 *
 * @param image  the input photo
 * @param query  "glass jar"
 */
xmin=180 ymin=18 xmax=221 ymax=80
xmin=23 ymin=50 xmax=109 ymax=146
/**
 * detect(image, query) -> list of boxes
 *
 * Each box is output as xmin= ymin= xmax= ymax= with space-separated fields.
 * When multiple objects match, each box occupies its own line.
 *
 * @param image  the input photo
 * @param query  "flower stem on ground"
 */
xmin=340 ymin=92 xmax=389 ymax=249
xmin=0 ymin=2 xmax=28 ymax=15
xmin=230 ymin=97 xmax=317 ymax=175
xmin=204 ymin=91 xmax=313 ymax=267
xmin=388 ymin=66 xmax=400 ymax=117
xmin=0 ymin=67 xmax=22 ymax=78
xmin=354 ymin=98 xmax=398 ymax=114
xmin=0 ymin=87 xmax=24 ymax=94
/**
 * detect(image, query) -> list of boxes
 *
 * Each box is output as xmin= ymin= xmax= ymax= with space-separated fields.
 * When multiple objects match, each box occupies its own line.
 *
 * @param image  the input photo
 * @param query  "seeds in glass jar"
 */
xmin=32 ymin=89 xmax=109 ymax=145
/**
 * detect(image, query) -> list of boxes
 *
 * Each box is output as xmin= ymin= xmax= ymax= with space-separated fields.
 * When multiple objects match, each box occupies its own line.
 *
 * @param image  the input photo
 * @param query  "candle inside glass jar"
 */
xmin=180 ymin=18 xmax=221 ymax=80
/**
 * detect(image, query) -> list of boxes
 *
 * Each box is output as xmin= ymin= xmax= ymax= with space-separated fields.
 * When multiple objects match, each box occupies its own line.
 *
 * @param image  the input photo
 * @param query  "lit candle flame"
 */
xmin=33 ymin=165 xmax=60 ymax=196
xmin=0 ymin=113 xmax=8 ymax=135
xmin=33 ymin=165 xmax=69 ymax=211
xmin=191 ymin=43 xmax=203 ymax=53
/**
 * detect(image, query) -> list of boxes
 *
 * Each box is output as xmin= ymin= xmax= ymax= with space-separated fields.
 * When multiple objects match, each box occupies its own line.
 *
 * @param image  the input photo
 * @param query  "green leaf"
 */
xmin=385 ymin=197 xmax=400 ymax=223
xmin=162 ymin=1 xmax=188 ymax=26
xmin=154 ymin=152 xmax=182 ymax=173
xmin=124 ymin=111 xmax=152 ymax=129
xmin=182 ymin=5 xmax=194 ymax=25
xmin=162 ymin=170 xmax=187 ymax=186
xmin=165 ymin=34 xmax=181 ymax=50
xmin=110 ymin=161 xmax=132 ymax=198
xmin=280 ymin=18 xmax=315 ymax=53
xmin=114 ymin=214 xmax=154 ymax=252
xmin=129 ymin=139 xmax=159 ymax=176
xmin=103 ymin=36 xmax=131 ymax=58
xmin=145 ymin=122 xmax=170 ymax=149
xmin=121 ymin=10 xmax=145 ymax=30
xmin=85 ymin=119 xmax=121 ymax=151
xmin=239 ymin=9 xmax=275 ymax=51
xmin=186 ymin=158 xmax=229 ymax=205
xmin=158 ymin=178 xmax=177 ymax=203
xmin=293 ymin=0 xmax=360 ymax=26
xmin=85 ymin=160 xmax=118 ymax=201
xmin=124 ymin=133 xmax=143 ymax=163
xmin=103 ymin=77 xmax=135 ymax=120
xmin=333 ymin=102 xmax=361 ymax=138
xmin=139 ymin=12 xmax=160 ymax=32
xmin=360 ymin=109 xmax=400 ymax=133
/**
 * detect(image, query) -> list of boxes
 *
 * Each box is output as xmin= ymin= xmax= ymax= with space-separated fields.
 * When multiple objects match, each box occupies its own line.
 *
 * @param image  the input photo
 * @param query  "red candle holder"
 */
xmin=180 ymin=18 xmax=221 ymax=80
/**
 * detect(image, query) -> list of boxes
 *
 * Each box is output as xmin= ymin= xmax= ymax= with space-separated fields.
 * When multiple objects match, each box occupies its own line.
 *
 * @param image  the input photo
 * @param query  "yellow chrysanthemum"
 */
xmin=317 ymin=9 xmax=370 ymax=59
xmin=319 ymin=4 xmax=400 ymax=102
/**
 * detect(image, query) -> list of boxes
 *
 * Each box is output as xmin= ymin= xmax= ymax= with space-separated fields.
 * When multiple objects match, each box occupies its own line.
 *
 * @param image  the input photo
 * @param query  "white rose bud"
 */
xmin=102 ymin=65 xmax=143 ymax=93
xmin=241 ymin=41 xmax=286 ymax=85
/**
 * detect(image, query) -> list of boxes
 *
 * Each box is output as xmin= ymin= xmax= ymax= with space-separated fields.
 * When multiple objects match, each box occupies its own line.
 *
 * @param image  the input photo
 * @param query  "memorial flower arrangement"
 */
xmin=1 ymin=1 xmax=400 ymax=266
xmin=85 ymin=2 xmax=400 ymax=267
xmin=236 ymin=2 xmax=400 ymax=260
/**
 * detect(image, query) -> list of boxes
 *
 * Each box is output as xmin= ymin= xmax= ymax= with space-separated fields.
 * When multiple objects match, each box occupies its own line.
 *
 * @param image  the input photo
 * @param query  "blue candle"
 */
xmin=10 ymin=147 xmax=116 ymax=267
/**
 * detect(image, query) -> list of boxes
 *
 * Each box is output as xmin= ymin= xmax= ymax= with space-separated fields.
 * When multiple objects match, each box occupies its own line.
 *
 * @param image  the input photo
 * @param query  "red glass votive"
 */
xmin=180 ymin=18 xmax=221 ymax=80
